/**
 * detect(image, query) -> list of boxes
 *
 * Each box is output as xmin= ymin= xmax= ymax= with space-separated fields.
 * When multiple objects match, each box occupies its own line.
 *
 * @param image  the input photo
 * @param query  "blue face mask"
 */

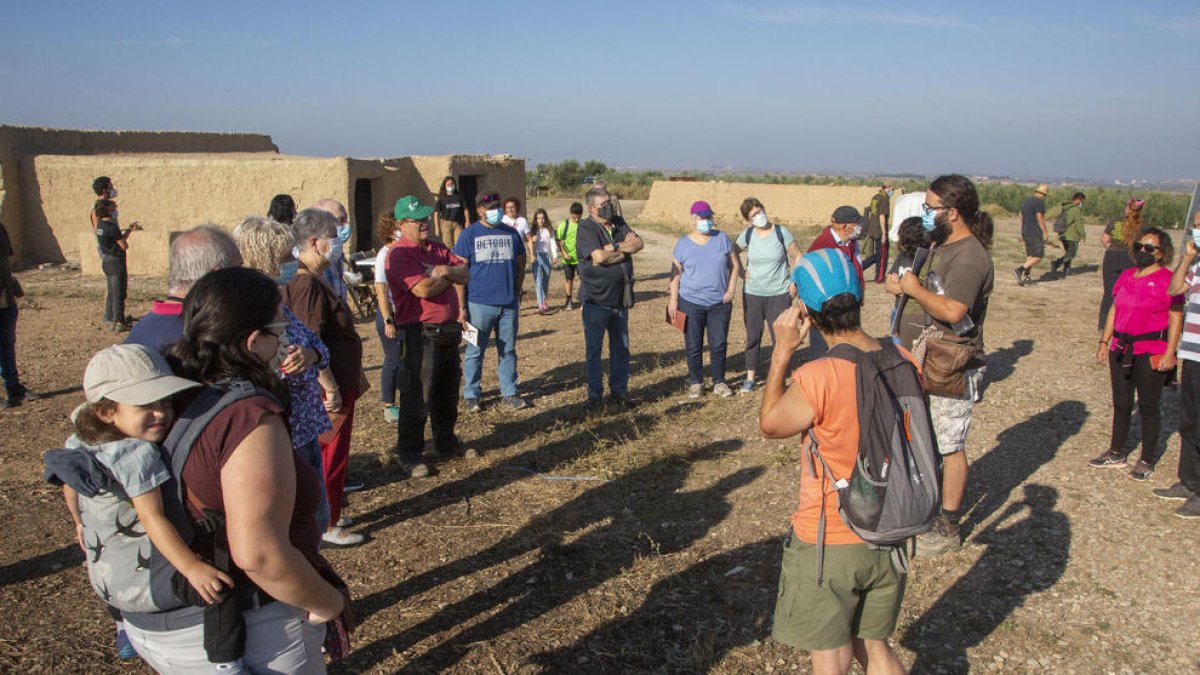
xmin=696 ymin=219 xmax=714 ymax=235
xmin=485 ymin=208 xmax=502 ymax=225
xmin=336 ymin=224 xmax=351 ymax=241
xmin=921 ymin=209 xmax=938 ymax=231
xmin=1191 ymin=228 xmax=1200 ymax=248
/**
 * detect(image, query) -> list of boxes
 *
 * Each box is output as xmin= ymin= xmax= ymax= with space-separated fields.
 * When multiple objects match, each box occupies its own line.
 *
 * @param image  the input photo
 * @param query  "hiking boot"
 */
xmin=688 ymin=383 xmax=703 ymax=399
xmin=464 ymin=398 xmax=482 ymax=413
xmin=1013 ymin=266 xmax=1027 ymax=286
xmin=1088 ymin=449 xmax=1128 ymax=469
xmin=1128 ymin=460 xmax=1154 ymax=481
xmin=1050 ymin=259 xmax=1060 ymax=275
xmin=1176 ymin=495 xmax=1200 ymax=519
xmin=321 ymin=527 xmax=365 ymax=548
xmin=713 ymin=383 xmax=734 ymax=398
xmin=503 ymin=395 xmax=529 ymax=410
xmin=383 ymin=405 xmax=399 ymax=424
xmin=916 ymin=516 xmax=961 ymax=556
xmin=1153 ymin=482 xmax=1194 ymax=501
xmin=739 ymin=380 xmax=756 ymax=395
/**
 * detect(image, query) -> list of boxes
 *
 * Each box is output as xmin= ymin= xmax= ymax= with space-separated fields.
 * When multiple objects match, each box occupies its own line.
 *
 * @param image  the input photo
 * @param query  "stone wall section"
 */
xmin=639 ymin=181 xmax=879 ymax=231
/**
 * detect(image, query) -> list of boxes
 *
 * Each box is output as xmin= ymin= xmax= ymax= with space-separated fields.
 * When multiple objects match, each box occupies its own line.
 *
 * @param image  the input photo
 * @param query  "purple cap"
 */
xmin=690 ymin=200 xmax=714 ymax=217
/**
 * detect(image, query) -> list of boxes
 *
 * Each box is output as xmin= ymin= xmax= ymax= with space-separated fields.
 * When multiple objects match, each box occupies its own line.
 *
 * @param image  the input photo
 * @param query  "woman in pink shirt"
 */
xmin=1091 ymin=227 xmax=1183 ymax=480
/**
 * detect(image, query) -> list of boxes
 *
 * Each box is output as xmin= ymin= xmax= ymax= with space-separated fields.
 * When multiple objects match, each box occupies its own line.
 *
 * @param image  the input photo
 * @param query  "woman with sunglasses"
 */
xmin=1098 ymin=197 xmax=1145 ymax=329
xmin=1091 ymin=227 xmax=1183 ymax=481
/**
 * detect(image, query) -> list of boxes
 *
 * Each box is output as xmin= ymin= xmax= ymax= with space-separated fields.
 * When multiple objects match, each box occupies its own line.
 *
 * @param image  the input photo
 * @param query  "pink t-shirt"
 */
xmin=1109 ymin=267 xmax=1182 ymax=355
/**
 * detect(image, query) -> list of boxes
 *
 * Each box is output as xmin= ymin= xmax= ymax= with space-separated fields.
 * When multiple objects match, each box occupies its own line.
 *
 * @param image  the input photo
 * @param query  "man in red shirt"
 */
xmin=386 ymin=196 xmax=473 ymax=477
xmin=806 ymin=206 xmax=865 ymax=358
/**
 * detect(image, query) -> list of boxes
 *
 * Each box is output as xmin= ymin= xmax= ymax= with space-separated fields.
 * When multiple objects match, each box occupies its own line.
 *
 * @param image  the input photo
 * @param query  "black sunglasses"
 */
xmin=1132 ymin=242 xmax=1160 ymax=253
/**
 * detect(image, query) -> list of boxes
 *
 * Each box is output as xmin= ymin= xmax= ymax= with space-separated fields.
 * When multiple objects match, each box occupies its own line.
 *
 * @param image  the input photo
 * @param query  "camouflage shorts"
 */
xmin=929 ymin=366 xmax=984 ymax=455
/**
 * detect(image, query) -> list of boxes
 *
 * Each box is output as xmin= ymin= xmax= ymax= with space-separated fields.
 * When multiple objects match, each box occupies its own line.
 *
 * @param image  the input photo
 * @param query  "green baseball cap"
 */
xmin=394 ymin=195 xmax=434 ymax=221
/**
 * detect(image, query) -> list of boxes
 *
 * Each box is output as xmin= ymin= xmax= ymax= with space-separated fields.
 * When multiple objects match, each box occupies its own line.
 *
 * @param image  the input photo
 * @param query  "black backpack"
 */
xmin=807 ymin=341 xmax=941 ymax=584
xmin=1052 ymin=204 xmax=1072 ymax=234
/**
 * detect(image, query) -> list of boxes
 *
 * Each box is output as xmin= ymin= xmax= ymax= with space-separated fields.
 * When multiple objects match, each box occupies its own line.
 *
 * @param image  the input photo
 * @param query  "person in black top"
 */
xmin=434 ymin=176 xmax=468 ymax=247
xmin=0 ymin=221 xmax=33 ymax=408
xmin=575 ymin=187 xmax=644 ymax=410
xmin=94 ymin=199 xmax=141 ymax=332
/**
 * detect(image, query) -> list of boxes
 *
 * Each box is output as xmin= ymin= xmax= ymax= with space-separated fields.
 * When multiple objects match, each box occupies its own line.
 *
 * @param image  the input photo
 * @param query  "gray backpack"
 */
xmin=45 ymin=379 xmax=273 ymax=613
xmin=807 ymin=341 xmax=941 ymax=583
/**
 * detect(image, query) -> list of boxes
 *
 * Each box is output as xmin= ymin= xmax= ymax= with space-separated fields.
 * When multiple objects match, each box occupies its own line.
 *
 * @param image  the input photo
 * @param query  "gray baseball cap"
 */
xmin=83 ymin=344 xmax=200 ymax=405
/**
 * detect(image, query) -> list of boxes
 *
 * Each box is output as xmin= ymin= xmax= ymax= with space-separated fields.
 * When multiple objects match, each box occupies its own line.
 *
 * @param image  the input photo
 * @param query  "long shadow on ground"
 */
xmin=531 ymin=536 xmax=781 ymax=672
xmin=903 ymin=484 xmax=1070 ymax=673
xmin=338 ymin=440 xmax=763 ymax=673
xmin=0 ymin=544 xmax=84 ymax=587
xmin=959 ymin=400 xmax=1086 ymax=539
xmin=978 ymin=339 xmax=1034 ymax=396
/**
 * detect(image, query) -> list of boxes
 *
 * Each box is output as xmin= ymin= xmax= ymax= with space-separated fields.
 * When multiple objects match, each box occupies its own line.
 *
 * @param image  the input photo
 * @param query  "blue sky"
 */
xmin=1 ymin=1 xmax=1197 ymax=180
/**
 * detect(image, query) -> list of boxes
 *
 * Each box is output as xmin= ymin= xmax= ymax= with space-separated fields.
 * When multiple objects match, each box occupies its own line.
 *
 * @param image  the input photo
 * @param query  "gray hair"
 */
xmin=311 ymin=198 xmax=348 ymax=222
xmin=585 ymin=187 xmax=609 ymax=206
xmin=293 ymin=208 xmax=339 ymax=249
xmin=168 ymin=225 xmax=242 ymax=297
xmin=233 ymin=215 xmax=295 ymax=278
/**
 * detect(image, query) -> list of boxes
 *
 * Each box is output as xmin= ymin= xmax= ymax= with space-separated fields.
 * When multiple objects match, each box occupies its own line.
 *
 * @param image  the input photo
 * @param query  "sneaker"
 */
xmin=567 ymin=300 xmax=575 ymax=310
xmin=321 ymin=527 xmax=365 ymax=548
xmin=459 ymin=446 xmax=479 ymax=459
xmin=464 ymin=398 xmax=482 ymax=413
xmin=1088 ymin=449 xmax=1128 ymax=469
xmin=1152 ymin=482 xmax=1194 ymax=501
xmin=383 ymin=405 xmax=399 ymax=424
xmin=2 ymin=395 xmax=20 ymax=409
xmin=739 ymin=380 xmax=755 ymax=394
xmin=342 ymin=480 xmax=365 ymax=493
xmin=336 ymin=515 xmax=355 ymax=528
xmin=916 ymin=516 xmax=961 ymax=556
xmin=609 ymin=394 xmax=634 ymax=409
xmin=1176 ymin=494 xmax=1200 ymax=519
xmin=1128 ymin=460 xmax=1154 ymax=481
xmin=1050 ymin=259 xmax=1060 ymax=275
xmin=401 ymin=462 xmax=430 ymax=478
xmin=713 ymin=383 xmax=734 ymax=398
xmin=1013 ymin=266 xmax=1026 ymax=286
xmin=688 ymin=383 xmax=703 ymax=399
xmin=503 ymin=395 xmax=529 ymax=410
xmin=115 ymin=626 xmax=137 ymax=660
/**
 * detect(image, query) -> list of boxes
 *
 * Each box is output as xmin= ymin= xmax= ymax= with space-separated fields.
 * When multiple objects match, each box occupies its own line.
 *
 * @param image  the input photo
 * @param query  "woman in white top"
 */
xmin=529 ymin=208 xmax=559 ymax=313
xmin=373 ymin=211 xmax=403 ymax=423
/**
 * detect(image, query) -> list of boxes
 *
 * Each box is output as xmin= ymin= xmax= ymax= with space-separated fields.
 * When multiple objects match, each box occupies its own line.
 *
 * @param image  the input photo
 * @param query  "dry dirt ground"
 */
xmin=1 ymin=211 xmax=1198 ymax=674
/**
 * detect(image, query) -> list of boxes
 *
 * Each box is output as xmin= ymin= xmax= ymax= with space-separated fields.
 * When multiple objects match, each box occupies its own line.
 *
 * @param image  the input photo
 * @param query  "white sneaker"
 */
xmin=321 ymin=527 xmax=365 ymax=548
xmin=713 ymin=383 xmax=733 ymax=398
xmin=688 ymin=384 xmax=703 ymax=399
xmin=336 ymin=515 xmax=355 ymax=528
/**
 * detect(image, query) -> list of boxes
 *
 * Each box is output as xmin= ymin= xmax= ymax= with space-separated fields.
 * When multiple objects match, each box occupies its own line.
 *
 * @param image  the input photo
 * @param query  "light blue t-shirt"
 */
xmin=736 ymin=225 xmax=795 ymax=297
xmin=453 ymin=221 xmax=526 ymax=307
xmin=674 ymin=232 xmax=734 ymax=306
xmin=66 ymin=435 xmax=171 ymax=498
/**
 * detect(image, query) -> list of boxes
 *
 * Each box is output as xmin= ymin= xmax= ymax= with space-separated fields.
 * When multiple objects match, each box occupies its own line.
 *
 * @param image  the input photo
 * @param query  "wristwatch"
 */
xmin=385 ymin=317 xmax=394 ymax=326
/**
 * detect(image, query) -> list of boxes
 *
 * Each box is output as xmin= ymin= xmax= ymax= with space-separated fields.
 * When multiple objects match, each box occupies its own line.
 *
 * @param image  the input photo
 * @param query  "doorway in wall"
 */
xmin=353 ymin=178 xmax=373 ymax=251
xmin=458 ymin=175 xmax=479 ymax=223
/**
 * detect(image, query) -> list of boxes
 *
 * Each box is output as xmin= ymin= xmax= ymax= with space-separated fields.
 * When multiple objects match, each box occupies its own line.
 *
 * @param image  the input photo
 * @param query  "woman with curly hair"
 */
xmin=373 ymin=210 xmax=403 ymax=422
xmin=1098 ymin=197 xmax=1145 ymax=329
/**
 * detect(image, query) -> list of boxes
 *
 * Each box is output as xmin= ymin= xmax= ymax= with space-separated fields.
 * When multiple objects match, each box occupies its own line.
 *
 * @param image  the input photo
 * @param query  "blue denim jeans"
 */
xmin=582 ymin=302 xmax=630 ymax=401
xmin=374 ymin=310 xmax=402 ymax=405
xmin=533 ymin=252 xmax=552 ymax=307
xmin=463 ymin=302 xmax=519 ymax=399
xmin=679 ymin=297 xmax=732 ymax=386
xmin=294 ymin=438 xmax=330 ymax=533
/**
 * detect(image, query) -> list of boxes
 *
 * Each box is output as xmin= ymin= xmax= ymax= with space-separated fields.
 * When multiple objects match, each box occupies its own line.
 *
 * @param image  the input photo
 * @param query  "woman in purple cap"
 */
xmin=668 ymin=201 xmax=743 ymax=398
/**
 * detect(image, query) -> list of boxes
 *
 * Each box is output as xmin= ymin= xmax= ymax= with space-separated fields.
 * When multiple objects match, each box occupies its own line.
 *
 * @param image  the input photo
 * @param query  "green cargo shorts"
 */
xmin=771 ymin=535 xmax=906 ymax=651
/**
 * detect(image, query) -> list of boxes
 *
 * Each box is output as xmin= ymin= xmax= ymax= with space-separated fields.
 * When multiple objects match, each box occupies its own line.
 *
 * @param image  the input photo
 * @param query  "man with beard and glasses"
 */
xmin=886 ymin=174 xmax=995 ymax=556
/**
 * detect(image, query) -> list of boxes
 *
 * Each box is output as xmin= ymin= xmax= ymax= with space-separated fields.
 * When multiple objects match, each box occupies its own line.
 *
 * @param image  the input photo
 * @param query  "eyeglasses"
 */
xmin=263 ymin=321 xmax=288 ymax=338
xmin=922 ymin=203 xmax=951 ymax=214
xmin=1132 ymin=242 xmax=1160 ymax=253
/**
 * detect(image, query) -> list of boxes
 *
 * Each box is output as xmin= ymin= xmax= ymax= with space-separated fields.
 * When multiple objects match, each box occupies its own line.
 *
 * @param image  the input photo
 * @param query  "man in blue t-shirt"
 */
xmin=453 ymin=192 xmax=528 ymax=411
xmin=1015 ymin=184 xmax=1048 ymax=286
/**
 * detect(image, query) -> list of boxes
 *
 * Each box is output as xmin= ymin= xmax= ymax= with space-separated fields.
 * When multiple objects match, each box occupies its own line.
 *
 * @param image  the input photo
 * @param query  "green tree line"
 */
xmin=527 ymin=160 xmax=1192 ymax=228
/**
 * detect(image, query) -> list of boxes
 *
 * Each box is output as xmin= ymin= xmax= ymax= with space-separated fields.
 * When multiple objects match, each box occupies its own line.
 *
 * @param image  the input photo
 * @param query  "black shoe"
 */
xmin=1050 ymin=260 xmax=1060 ymax=274
xmin=1177 ymin=495 xmax=1200 ymax=519
xmin=609 ymin=395 xmax=635 ymax=409
xmin=503 ymin=395 xmax=529 ymax=411
xmin=1088 ymin=449 xmax=1128 ymax=469
xmin=1153 ymin=482 xmax=1193 ymax=501
xmin=1128 ymin=460 xmax=1154 ymax=481
xmin=1013 ymin=266 xmax=1026 ymax=286
xmin=342 ymin=480 xmax=365 ymax=494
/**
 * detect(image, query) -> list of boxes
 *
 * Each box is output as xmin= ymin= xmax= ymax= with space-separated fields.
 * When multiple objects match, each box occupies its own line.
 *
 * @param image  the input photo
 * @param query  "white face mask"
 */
xmin=108 ymin=187 xmax=118 ymax=199
xmin=751 ymin=211 xmax=769 ymax=229
xmin=446 ymin=185 xmax=456 ymax=194
xmin=394 ymin=229 xmax=403 ymax=241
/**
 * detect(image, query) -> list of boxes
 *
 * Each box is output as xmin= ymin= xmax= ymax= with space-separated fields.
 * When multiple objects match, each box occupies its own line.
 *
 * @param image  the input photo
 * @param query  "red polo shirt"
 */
xmin=386 ymin=236 xmax=463 ymax=325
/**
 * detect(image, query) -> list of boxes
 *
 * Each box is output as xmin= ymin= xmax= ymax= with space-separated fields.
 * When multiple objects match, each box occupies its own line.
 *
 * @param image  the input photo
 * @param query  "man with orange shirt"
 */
xmin=759 ymin=248 xmax=908 ymax=675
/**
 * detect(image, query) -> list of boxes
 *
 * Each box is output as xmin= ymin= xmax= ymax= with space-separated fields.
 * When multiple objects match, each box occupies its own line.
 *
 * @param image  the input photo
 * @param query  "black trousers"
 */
xmin=1099 ymin=249 xmax=1132 ymax=330
xmin=742 ymin=292 xmax=791 ymax=376
xmin=1054 ymin=239 xmax=1080 ymax=269
xmin=396 ymin=323 xmax=462 ymax=460
xmin=1177 ymin=360 xmax=1200 ymax=493
xmin=101 ymin=255 xmax=128 ymax=323
xmin=1108 ymin=351 xmax=1170 ymax=465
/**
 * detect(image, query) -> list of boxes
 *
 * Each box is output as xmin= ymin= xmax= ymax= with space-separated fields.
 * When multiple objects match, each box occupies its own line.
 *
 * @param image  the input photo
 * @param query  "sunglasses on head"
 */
xmin=1132 ymin=242 xmax=1160 ymax=253
xmin=1128 ymin=198 xmax=1145 ymax=209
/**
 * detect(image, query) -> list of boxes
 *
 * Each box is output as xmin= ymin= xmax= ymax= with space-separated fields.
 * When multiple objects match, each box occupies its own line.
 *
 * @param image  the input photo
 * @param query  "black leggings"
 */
xmin=1108 ymin=351 xmax=1170 ymax=465
xmin=101 ymin=255 xmax=128 ymax=323
xmin=742 ymin=292 xmax=791 ymax=376
xmin=1098 ymin=249 xmax=1132 ymax=330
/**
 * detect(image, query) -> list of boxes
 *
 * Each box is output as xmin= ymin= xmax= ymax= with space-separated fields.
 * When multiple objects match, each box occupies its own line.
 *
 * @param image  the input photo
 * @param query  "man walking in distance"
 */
xmin=576 ymin=187 xmax=644 ymax=410
xmin=556 ymin=202 xmax=584 ymax=310
xmin=453 ymin=193 xmax=529 ymax=412
xmin=1015 ymin=184 xmax=1049 ymax=286
xmin=386 ymin=196 xmax=474 ymax=478
xmin=1050 ymin=192 xmax=1087 ymax=279
xmin=861 ymin=183 xmax=891 ymax=283
xmin=886 ymin=174 xmax=995 ymax=555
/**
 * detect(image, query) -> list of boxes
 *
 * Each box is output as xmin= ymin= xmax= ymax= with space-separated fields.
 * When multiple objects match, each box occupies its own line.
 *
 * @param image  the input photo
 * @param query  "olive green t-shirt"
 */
xmin=897 ymin=234 xmax=994 ymax=356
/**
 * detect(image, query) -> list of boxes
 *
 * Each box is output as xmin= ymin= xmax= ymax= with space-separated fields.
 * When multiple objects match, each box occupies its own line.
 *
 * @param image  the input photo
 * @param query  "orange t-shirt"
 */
xmin=789 ymin=358 xmax=864 ymax=545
